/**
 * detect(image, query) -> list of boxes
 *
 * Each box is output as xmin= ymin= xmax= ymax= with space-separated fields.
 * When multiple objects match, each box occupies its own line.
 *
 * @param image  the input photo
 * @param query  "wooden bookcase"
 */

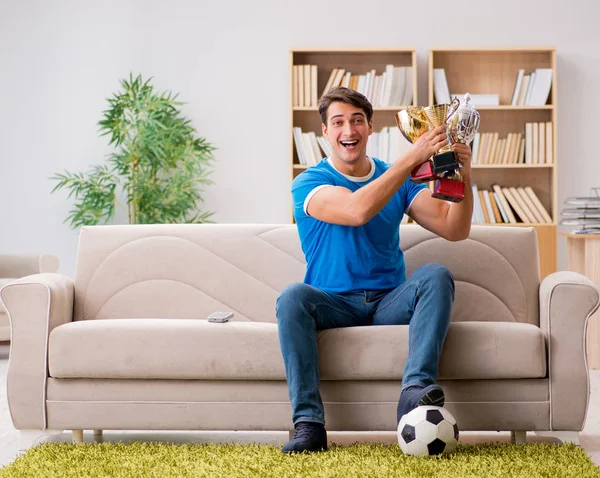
xmin=429 ymin=47 xmax=557 ymax=279
xmin=289 ymin=47 xmax=557 ymax=279
xmin=290 ymin=47 xmax=417 ymax=200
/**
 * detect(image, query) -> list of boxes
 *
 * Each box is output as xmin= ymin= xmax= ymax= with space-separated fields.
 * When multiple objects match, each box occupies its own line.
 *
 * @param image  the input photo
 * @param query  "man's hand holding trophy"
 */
xmin=395 ymin=93 xmax=480 ymax=203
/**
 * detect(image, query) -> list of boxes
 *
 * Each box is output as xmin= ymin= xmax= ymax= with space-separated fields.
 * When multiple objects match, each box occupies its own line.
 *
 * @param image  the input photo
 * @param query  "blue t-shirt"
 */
xmin=292 ymin=157 xmax=426 ymax=293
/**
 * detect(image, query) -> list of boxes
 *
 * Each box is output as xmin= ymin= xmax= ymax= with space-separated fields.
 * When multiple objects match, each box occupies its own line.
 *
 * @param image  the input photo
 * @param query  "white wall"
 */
xmin=1 ymin=0 xmax=599 ymax=277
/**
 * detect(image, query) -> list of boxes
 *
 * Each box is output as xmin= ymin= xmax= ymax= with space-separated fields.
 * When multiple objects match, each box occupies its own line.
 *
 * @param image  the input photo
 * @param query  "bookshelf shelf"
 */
xmin=430 ymin=47 xmax=557 ymax=278
xmin=476 ymin=105 xmax=554 ymax=110
xmin=472 ymin=164 xmax=553 ymax=169
xmin=293 ymin=106 xmax=411 ymax=112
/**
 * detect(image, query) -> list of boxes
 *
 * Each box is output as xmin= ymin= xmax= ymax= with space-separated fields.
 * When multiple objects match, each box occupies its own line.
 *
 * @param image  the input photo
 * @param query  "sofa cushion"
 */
xmin=48 ymin=319 xmax=546 ymax=380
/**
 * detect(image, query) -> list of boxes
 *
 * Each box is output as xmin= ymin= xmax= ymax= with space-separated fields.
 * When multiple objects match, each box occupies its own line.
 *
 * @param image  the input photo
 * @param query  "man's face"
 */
xmin=322 ymin=101 xmax=372 ymax=165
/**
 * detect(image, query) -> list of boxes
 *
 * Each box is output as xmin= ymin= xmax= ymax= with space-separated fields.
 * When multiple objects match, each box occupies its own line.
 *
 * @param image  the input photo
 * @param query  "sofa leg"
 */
xmin=534 ymin=431 xmax=580 ymax=445
xmin=93 ymin=430 xmax=103 ymax=443
xmin=72 ymin=430 xmax=84 ymax=444
xmin=18 ymin=429 xmax=63 ymax=451
xmin=511 ymin=431 xmax=526 ymax=444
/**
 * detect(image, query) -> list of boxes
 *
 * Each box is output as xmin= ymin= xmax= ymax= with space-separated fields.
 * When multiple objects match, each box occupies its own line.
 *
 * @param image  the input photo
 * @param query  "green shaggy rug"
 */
xmin=1 ymin=442 xmax=598 ymax=478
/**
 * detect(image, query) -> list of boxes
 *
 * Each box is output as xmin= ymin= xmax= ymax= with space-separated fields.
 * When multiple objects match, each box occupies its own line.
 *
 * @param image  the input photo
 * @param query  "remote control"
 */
xmin=207 ymin=311 xmax=234 ymax=323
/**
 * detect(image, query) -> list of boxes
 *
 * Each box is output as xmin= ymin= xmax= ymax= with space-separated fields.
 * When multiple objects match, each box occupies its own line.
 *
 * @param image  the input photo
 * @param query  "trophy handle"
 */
xmin=445 ymin=97 xmax=460 ymax=122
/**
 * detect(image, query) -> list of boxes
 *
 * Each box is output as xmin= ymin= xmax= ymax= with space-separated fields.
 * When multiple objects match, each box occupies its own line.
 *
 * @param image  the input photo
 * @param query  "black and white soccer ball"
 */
xmin=397 ymin=406 xmax=459 ymax=456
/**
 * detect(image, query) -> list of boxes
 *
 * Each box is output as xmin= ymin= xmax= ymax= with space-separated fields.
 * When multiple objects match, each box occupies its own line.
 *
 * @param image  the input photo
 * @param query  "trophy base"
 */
xmin=432 ymin=178 xmax=464 ymax=203
xmin=411 ymin=161 xmax=437 ymax=184
xmin=432 ymin=150 xmax=460 ymax=175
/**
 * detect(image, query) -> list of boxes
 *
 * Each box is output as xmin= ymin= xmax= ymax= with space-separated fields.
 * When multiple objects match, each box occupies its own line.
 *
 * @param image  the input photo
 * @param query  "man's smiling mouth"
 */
xmin=340 ymin=141 xmax=359 ymax=149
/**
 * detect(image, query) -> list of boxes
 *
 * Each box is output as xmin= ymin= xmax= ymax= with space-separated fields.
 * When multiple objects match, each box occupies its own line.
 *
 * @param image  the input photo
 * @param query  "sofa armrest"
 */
xmin=540 ymin=271 xmax=600 ymax=430
xmin=0 ymin=254 xmax=59 ymax=278
xmin=0 ymin=273 xmax=74 ymax=429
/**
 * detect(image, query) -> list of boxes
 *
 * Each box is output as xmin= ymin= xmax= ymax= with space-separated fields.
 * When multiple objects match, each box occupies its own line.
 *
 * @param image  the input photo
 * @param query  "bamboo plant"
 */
xmin=51 ymin=73 xmax=216 ymax=228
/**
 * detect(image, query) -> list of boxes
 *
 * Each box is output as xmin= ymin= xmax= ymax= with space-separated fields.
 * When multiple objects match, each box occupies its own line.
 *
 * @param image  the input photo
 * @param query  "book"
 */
xmin=510 ymin=69 xmax=525 ymax=105
xmin=492 ymin=185 xmax=516 ymax=223
xmin=433 ymin=69 xmax=451 ymax=104
xmin=489 ymin=191 xmax=503 ymax=223
xmin=527 ymin=68 xmax=553 ymax=106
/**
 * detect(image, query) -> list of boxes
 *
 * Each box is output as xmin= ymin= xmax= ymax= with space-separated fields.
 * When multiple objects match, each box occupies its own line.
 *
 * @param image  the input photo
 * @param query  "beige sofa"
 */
xmin=1 ymin=224 xmax=598 ymax=450
xmin=0 ymin=254 xmax=59 ymax=342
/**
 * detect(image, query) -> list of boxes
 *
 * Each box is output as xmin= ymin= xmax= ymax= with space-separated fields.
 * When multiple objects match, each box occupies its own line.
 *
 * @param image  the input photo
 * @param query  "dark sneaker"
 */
xmin=397 ymin=384 xmax=445 ymax=424
xmin=282 ymin=422 xmax=328 ymax=454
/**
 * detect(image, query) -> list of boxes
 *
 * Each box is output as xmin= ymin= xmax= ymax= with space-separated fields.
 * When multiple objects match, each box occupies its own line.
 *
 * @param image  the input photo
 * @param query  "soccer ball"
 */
xmin=397 ymin=406 xmax=459 ymax=456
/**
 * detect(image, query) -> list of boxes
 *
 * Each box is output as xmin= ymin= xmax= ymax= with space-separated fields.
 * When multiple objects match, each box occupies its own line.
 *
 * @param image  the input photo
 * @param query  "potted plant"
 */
xmin=51 ymin=73 xmax=216 ymax=228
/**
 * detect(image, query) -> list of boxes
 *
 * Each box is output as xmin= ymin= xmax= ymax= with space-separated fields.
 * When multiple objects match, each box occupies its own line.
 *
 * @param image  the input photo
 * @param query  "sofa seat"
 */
xmin=49 ymin=318 xmax=546 ymax=381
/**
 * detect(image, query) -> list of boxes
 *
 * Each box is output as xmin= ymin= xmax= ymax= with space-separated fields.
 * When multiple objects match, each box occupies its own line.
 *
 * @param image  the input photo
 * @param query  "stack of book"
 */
xmin=472 ymin=184 xmax=552 ymax=224
xmin=292 ymin=64 xmax=319 ymax=107
xmin=510 ymin=68 xmax=553 ymax=106
xmin=320 ymin=65 xmax=413 ymax=107
xmin=433 ymin=68 xmax=552 ymax=106
xmin=470 ymin=122 xmax=553 ymax=165
xmin=561 ymin=190 xmax=600 ymax=234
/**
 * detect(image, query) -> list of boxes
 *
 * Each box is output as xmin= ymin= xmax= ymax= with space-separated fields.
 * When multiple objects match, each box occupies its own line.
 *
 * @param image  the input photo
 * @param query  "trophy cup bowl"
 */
xmin=394 ymin=108 xmax=437 ymax=184
xmin=447 ymin=98 xmax=481 ymax=145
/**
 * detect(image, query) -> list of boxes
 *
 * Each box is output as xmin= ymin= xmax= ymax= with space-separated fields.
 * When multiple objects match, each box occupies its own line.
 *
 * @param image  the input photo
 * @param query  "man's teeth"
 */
xmin=341 ymin=141 xmax=358 ymax=147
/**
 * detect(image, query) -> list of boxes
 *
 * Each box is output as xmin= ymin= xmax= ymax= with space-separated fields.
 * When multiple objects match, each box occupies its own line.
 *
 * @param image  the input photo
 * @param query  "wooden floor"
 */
xmin=1 ymin=344 xmax=599 ymax=467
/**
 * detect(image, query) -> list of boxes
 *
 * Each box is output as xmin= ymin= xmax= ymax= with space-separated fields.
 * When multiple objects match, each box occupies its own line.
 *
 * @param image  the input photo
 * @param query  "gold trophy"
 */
xmin=394 ymin=108 xmax=437 ymax=183
xmin=395 ymin=98 xmax=465 ymax=202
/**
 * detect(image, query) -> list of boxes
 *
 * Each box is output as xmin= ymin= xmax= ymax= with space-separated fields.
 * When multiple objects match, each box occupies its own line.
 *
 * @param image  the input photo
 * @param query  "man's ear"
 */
xmin=368 ymin=119 xmax=373 ymax=136
xmin=322 ymin=122 xmax=328 ymax=139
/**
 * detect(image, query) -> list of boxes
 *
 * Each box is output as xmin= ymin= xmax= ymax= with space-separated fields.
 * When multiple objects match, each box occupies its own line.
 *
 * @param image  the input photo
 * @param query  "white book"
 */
xmin=379 ymin=127 xmax=390 ymax=163
xmin=357 ymin=75 xmax=366 ymax=95
xmin=471 ymin=132 xmax=481 ymax=165
xmin=471 ymin=184 xmax=484 ymax=224
xmin=302 ymin=133 xmax=317 ymax=166
xmin=377 ymin=71 xmax=388 ymax=107
xmin=493 ymin=192 xmax=508 ymax=223
xmin=402 ymin=67 xmax=413 ymax=105
xmin=392 ymin=67 xmax=407 ymax=106
xmin=382 ymin=65 xmax=395 ymax=106
xmin=510 ymin=69 xmax=525 ymax=105
xmin=433 ymin=69 xmax=451 ymax=104
xmin=308 ymin=132 xmax=324 ymax=163
xmin=517 ymin=75 xmax=530 ymax=106
xmin=316 ymin=136 xmax=332 ymax=157
xmin=293 ymin=127 xmax=307 ymax=165
xmin=387 ymin=128 xmax=399 ymax=164
xmin=524 ymin=71 xmax=536 ymax=106
xmin=341 ymin=72 xmax=351 ymax=88
xmin=363 ymin=71 xmax=373 ymax=101
xmin=368 ymin=69 xmax=377 ymax=102
xmin=372 ymin=75 xmax=382 ymax=107
xmin=527 ymin=68 xmax=553 ymax=106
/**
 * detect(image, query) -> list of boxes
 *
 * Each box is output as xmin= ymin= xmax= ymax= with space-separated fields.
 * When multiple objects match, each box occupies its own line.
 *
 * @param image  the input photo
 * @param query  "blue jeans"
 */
xmin=275 ymin=263 xmax=454 ymax=426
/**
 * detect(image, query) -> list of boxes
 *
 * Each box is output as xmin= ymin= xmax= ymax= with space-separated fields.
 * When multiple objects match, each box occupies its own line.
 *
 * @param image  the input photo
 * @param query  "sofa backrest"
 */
xmin=73 ymin=224 xmax=540 ymax=326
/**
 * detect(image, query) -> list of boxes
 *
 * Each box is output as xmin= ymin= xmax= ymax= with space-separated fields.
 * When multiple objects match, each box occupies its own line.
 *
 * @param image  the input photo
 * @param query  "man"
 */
xmin=277 ymin=87 xmax=473 ymax=454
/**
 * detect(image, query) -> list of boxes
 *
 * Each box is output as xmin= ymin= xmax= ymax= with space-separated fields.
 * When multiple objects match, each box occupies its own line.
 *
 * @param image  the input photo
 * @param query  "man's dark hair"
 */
xmin=318 ymin=86 xmax=373 ymax=125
